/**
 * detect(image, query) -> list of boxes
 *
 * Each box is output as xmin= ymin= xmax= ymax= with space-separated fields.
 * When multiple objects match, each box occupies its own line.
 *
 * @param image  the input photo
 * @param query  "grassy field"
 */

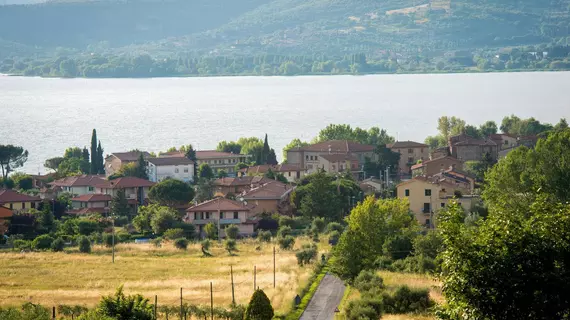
xmin=0 ymin=237 xmax=327 ymax=315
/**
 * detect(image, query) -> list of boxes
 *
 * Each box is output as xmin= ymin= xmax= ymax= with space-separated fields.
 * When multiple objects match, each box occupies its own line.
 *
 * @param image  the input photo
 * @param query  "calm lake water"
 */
xmin=1 ymin=72 xmax=569 ymax=174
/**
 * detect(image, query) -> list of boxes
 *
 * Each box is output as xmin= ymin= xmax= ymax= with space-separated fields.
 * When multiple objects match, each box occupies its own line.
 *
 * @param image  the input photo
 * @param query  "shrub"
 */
xmin=163 ymin=228 xmax=185 ymax=240
xmin=116 ymin=231 xmax=131 ymax=243
xmin=204 ymin=222 xmax=218 ymax=240
xmin=328 ymin=230 xmax=341 ymax=245
xmin=51 ymin=237 xmax=65 ymax=252
xmin=0 ymin=302 xmax=51 ymax=320
xmin=278 ymin=235 xmax=295 ymax=250
xmin=244 ymin=289 xmax=274 ymax=320
xmin=413 ymin=231 xmax=443 ymax=259
xmin=345 ymin=297 xmax=383 ymax=320
xmin=257 ymin=230 xmax=272 ymax=242
xmin=382 ymin=285 xmax=434 ymax=314
xmin=373 ymin=256 xmax=394 ymax=270
xmin=354 ymin=270 xmax=384 ymax=294
xmin=114 ymin=216 xmax=129 ymax=227
xmin=90 ymin=232 xmax=103 ymax=244
xmin=103 ymin=233 xmax=114 ymax=248
xmin=257 ymin=214 xmax=279 ymax=231
xmin=13 ymin=239 xmax=31 ymax=250
xmin=277 ymin=226 xmax=292 ymax=238
xmin=311 ymin=217 xmax=326 ymax=233
xmin=150 ymin=237 xmax=162 ymax=248
xmin=76 ymin=220 xmax=100 ymax=236
xmin=174 ymin=222 xmax=196 ymax=240
xmin=201 ymin=239 xmax=212 ymax=256
xmin=32 ymin=235 xmax=54 ymax=250
xmin=278 ymin=216 xmax=294 ymax=228
xmin=391 ymin=255 xmax=438 ymax=274
xmin=173 ymin=238 xmax=189 ymax=250
xmin=296 ymin=244 xmax=317 ymax=266
xmin=225 ymin=239 xmax=237 ymax=255
xmin=383 ymin=234 xmax=414 ymax=260
xmin=326 ymin=222 xmax=344 ymax=234
xmin=98 ymin=286 xmax=153 ymax=320
xmin=78 ymin=236 xmax=91 ymax=253
xmin=224 ymin=224 xmax=240 ymax=240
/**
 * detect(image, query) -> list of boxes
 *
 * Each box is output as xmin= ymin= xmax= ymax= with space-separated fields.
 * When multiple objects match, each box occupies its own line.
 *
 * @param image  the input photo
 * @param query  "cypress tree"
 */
xmin=97 ymin=141 xmax=104 ymax=174
xmin=135 ymin=153 xmax=148 ymax=179
xmin=244 ymin=289 xmax=274 ymax=320
xmin=262 ymin=134 xmax=270 ymax=164
xmin=82 ymin=147 xmax=89 ymax=163
xmin=90 ymin=129 xmax=97 ymax=174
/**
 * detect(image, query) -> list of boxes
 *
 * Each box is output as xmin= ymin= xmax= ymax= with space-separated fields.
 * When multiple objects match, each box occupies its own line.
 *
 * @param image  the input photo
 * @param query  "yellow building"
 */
xmin=0 ymin=189 xmax=41 ymax=213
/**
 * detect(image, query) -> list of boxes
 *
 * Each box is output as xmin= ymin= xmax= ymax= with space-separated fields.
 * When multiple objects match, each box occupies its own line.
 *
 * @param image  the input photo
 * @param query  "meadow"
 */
xmin=0 ymin=238 xmax=325 ymax=315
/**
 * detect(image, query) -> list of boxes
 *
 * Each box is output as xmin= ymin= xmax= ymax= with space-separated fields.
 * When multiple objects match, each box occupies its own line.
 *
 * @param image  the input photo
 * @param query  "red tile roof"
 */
xmin=71 ymin=194 xmax=112 ymax=202
xmin=159 ymin=151 xmax=185 ymax=158
xmin=240 ymin=164 xmax=303 ymax=174
xmin=95 ymin=177 xmax=155 ymax=189
xmin=0 ymin=206 xmax=13 ymax=219
xmin=66 ymin=207 xmax=108 ymax=216
xmin=387 ymin=141 xmax=428 ymax=149
xmin=50 ymin=175 xmax=107 ymax=187
xmin=241 ymin=181 xmax=294 ymax=200
xmin=411 ymin=156 xmax=463 ymax=170
xmin=454 ymin=139 xmax=497 ymax=146
xmin=214 ymin=176 xmax=271 ymax=187
xmin=291 ymin=140 xmax=375 ymax=153
xmin=196 ymin=150 xmax=246 ymax=159
xmin=0 ymin=189 xmax=41 ymax=203
xmin=147 ymin=157 xmax=194 ymax=166
xmin=187 ymin=197 xmax=250 ymax=212
xmin=319 ymin=153 xmax=359 ymax=162
xmin=108 ymin=151 xmax=151 ymax=162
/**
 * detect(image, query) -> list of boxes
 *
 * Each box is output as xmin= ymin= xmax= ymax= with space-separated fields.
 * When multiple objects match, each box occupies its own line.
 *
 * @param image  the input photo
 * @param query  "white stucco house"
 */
xmin=146 ymin=157 xmax=195 ymax=183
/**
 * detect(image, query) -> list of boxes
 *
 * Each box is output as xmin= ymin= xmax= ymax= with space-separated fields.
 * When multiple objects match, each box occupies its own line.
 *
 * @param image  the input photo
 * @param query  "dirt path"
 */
xmin=300 ymin=273 xmax=346 ymax=320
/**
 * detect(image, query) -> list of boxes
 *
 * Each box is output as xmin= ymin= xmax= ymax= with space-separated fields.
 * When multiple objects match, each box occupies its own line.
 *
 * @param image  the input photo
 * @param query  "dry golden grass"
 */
xmin=0 ymin=237 xmax=327 ymax=314
xmin=378 ymin=271 xmax=443 ymax=304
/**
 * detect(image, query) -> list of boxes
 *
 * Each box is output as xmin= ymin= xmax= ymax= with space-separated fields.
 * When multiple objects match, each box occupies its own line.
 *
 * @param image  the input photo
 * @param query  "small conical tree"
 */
xmin=90 ymin=129 xmax=98 ymax=174
xmin=244 ymin=289 xmax=274 ymax=320
xmin=262 ymin=134 xmax=270 ymax=164
xmin=97 ymin=141 xmax=104 ymax=174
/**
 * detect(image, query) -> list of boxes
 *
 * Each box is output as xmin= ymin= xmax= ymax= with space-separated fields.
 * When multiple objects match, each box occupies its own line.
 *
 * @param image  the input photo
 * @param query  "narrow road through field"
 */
xmin=300 ymin=273 xmax=346 ymax=320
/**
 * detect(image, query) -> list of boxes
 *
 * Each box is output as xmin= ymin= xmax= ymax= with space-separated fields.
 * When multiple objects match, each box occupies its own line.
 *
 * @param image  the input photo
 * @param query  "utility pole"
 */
xmin=210 ymin=282 xmax=214 ymax=320
xmin=273 ymin=246 xmax=276 ymax=288
xmin=112 ymin=217 xmax=115 ymax=264
xmin=254 ymin=265 xmax=257 ymax=291
xmin=230 ymin=265 xmax=235 ymax=305
xmin=154 ymin=295 xmax=158 ymax=320
xmin=180 ymin=288 xmax=183 ymax=320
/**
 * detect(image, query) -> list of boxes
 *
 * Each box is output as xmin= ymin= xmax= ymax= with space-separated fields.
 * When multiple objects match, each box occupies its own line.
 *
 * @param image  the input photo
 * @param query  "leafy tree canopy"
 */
xmin=149 ymin=178 xmax=195 ymax=207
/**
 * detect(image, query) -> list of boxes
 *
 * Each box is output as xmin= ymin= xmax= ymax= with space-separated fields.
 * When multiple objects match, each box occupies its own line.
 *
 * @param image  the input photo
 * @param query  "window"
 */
xmin=441 ymin=203 xmax=446 ymax=208
xmin=425 ymin=189 xmax=432 ymax=196
xmin=423 ymin=203 xmax=431 ymax=213
xmin=408 ymin=157 xmax=414 ymax=163
xmin=9 ymin=203 xmax=13 ymax=209
xmin=175 ymin=168 xmax=179 ymax=173
xmin=421 ymin=148 xmax=424 ymax=153
xmin=22 ymin=202 xmax=25 ymax=209
xmin=405 ymin=189 xmax=410 ymax=197
xmin=408 ymin=149 xmax=413 ymax=154
xmin=184 ymin=167 xmax=189 ymax=173
xmin=306 ymin=155 xmax=309 ymax=160
xmin=88 ymin=186 xmax=94 ymax=191
xmin=31 ymin=202 xmax=36 ymax=209
xmin=288 ymin=172 xmax=291 ymax=177
xmin=425 ymin=219 xmax=431 ymax=226
xmin=234 ymin=212 xmax=239 ymax=219
xmin=332 ymin=165 xmax=336 ymax=170
xmin=220 ymin=212 xmax=224 ymax=219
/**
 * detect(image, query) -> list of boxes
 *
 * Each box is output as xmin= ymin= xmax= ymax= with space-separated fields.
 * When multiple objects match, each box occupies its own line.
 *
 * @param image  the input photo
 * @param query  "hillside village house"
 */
xmin=0 ymin=206 xmax=13 ymax=235
xmin=448 ymin=133 xmax=498 ymax=161
xmin=146 ymin=157 xmax=195 ymax=183
xmin=94 ymin=177 xmax=155 ymax=204
xmin=50 ymin=175 xmax=106 ymax=196
xmin=318 ymin=153 xmax=361 ymax=179
xmin=213 ymin=176 xmax=272 ymax=196
xmin=286 ymin=140 xmax=375 ymax=176
xmin=239 ymin=164 xmax=304 ymax=183
xmin=489 ymin=133 xmax=518 ymax=151
xmin=387 ymin=141 xmax=429 ymax=176
xmin=160 ymin=150 xmax=250 ymax=176
xmin=68 ymin=194 xmax=112 ymax=216
xmin=411 ymin=156 xmax=463 ymax=177
xmin=105 ymin=151 xmax=151 ymax=177
xmin=239 ymin=180 xmax=295 ymax=215
xmin=0 ymin=189 xmax=41 ymax=213
xmin=185 ymin=197 xmax=255 ymax=237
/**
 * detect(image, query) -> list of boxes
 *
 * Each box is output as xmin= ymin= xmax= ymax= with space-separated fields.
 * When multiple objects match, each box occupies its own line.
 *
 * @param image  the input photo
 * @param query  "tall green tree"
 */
xmin=245 ymin=289 xmax=274 ymax=320
xmin=266 ymin=149 xmax=278 ymax=165
xmin=82 ymin=147 xmax=90 ymax=165
xmin=198 ymin=163 xmax=214 ymax=180
xmin=90 ymin=129 xmax=98 ymax=174
xmin=282 ymin=138 xmax=309 ymax=161
xmin=216 ymin=141 xmax=241 ymax=154
xmin=44 ymin=157 xmax=64 ymax=172
xmin=149 ymin=179 xmax=194 ymax=207
xmin=479 ymin=120 xmax=498 ymax=136
xmin=296 ymin=171 xmax=340 ymax=220
xmin=135 ymin=153 xmax=148 ymax=179
xmin=437 ymin=116 xmax=466 ymax=141
xmin=111 ymin=189 xmax=130 ymax=217
xmin=97 ymin=141 xmax=104 ymax=174
xmin=262 ymin=134 xmax=270 ymax=164
xmin=0 ymin=145 xmax=28 ymax=182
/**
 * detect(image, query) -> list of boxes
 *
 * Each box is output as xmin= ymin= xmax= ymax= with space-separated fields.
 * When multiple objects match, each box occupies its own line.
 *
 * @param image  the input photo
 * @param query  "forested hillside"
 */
xmin=1 ymin=0 xmax=569 ymax=77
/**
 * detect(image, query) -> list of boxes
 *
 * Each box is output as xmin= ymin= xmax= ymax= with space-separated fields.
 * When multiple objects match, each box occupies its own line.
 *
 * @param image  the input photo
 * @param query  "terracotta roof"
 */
xmin=196 ymin=151 xmax=247 ymax=159
xmin=50 ymin=175 xmax=107 ymax=187
xmin=30 ymin=173 xmax=57 ymax=180
xmin=214 ymin=176 xmax=271 ymax=187
xmin=0 ymin=206 xmax=13 ymax=219
xmin=0 ymin=189 xmax=41 ymax=203
xmin=454 ymin=139 xmax=497 ymax=146
xmin=411 ymin=156 xmax=463 ymax=170
xmin=241 ymin=181 xmax=294 ymax=200
xmin=108 ymin=151 xmax=151 ymax=162
xmin=147 ymin=157 xmax=194 ymax=166
xmin=159 ymin=151 xmax=185 ymax=158
xmin=319 ymin=153 xmax=359 ymax=162
xmin=240 ymin=164 xmax=303 ymax=174
xmin=490 ymin=133 xmax=516 ymax=139
xmin=95 ymin=177 xmax=155 ymax=189
xmin=187 ymin=197 xmax=250 ymax=212
xmin=387 ymin=141 xmax=428 ymax=149
xmin=71 ymin=194 xmax=112 ymax=202
xmin=290 ymin=140 xmax=375 ymax=153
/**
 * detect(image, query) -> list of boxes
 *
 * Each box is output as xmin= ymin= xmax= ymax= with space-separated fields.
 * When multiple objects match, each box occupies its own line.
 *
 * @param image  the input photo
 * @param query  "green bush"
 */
xmin=0 ymin=302 xmax=51 ymax=320
xmin=90 ymin=232 xmax=103 ymax=244
xmin=204 ymin=222 xmax=218 ymax=240
xmin=382 ymin=285 xmax=434 ymax=314
xmin=383 ymin=234 xmax=414 ymax=260
xmin=345 ymin=297 xmax=383 ymax=320
xmin=391 ymin=255 xmax=438 ymax=274
xmin=278 ymin=235 xmax=295 ymax=250
xmin=311 ymin=217 xmax=326 ymax=233
xmin=173 ymin=238 xmax=189 ymax=250
xmin=277 ymin=226 xmax=292 ymax=238
xmin=150 ymin=237 xmax=162 ymax=248
xmin=103 ymin=233 xmax=114 ymax=248
xmin=174 ymin=222 xmax=196 ymax=240
xmin=76 ymin=220 xmax=100 ymax=236
xmin=278 ymin=216 xmax=294 ymax=228
xmin=225 ymin=239 xmax=237 ymax=255
xmin=51 ymin=237 xmax=65 ymax=252
xmin=354 ymin=270 xmax=384 ymax=294
xmin=328 ymin=230 xmax=341 ymax=245
xmin=116 ymin=231 xmax=131 ymax=243
xmin=78 ymin=236 xmax=91 ymax=253
xmin=201 ymin=239 xmax=212 ymax=256
xmin=373 ymin=256 xmax=394 ymax=270
xmin=224 ymin=224 xmax=240 ymax=240
xmin=244 ymin=289 xmax=274 ymax=320
xmin=296 ymin=244 xmax=317 ymax=266
xmin=32 ymin=235 xmax=54 ymax=250
xmin=13 ymin=239 xmax=31 ymax=250
xmin=412 ymin=231 xmax=443 ymax=259
xmin=97 ymin=286 xmax=153 ymax=320
xmin=163 ymin=228 xmax=185 ymax=240
xmin=257 ymin=230 xmax=272 ymax=242
xmin=326 ymin=222 xmax=344 ymax=234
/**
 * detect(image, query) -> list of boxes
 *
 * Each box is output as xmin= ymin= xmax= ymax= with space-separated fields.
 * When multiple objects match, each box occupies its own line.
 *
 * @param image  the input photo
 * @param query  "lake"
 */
xmin=1 ymin=72 xmax=569 ymax=174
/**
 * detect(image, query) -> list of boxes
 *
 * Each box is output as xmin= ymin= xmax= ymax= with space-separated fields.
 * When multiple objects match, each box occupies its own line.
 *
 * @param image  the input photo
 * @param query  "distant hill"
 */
xmin=0 ymin=0 xmax=569 ymax=67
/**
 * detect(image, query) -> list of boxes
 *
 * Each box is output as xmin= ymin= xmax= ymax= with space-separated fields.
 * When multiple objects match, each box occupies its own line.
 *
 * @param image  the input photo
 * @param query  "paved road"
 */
xmin=300 ymin=273 xmax=346 ymax=320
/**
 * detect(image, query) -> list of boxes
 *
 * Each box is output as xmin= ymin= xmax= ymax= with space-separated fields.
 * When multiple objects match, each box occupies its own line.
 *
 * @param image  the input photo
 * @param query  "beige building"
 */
xmin=160 ymin=150 xmax=250 ymax=176
xmin=387 ymin=141 xmax=429 ymax=176
xmin=185 ymin=197 xmax=255 ymax=237
xmin=0 ymin=189 xmax=41 ymax=213
xmin=104 ymin=151 xmax=151 ymax=177
xmin=286 ymin=140 xmax=375 ymax=177
xmin=213 ymin=176 xmax=272 ymax=196
xmin=449 ymin=133 xmax=498 ymax=161
xmin=318 ymin=153 xmax=361 ymax=177
xmin=239 ymin=164 xmax=305 ymax=183
xmin=239 ymin=180 xmax=295 ymax=215
xmin=94 ymin=177 xmax=155 ymax=204
xmin=411 ymin=156 xmax=463 ymax=177
xmin=489 ymin=134 xmax=518 ymax=151
xmin=68 ymin=194 xmax=112 ymax=216
xmin=50 ymin=174 xmax=107 ymax=196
